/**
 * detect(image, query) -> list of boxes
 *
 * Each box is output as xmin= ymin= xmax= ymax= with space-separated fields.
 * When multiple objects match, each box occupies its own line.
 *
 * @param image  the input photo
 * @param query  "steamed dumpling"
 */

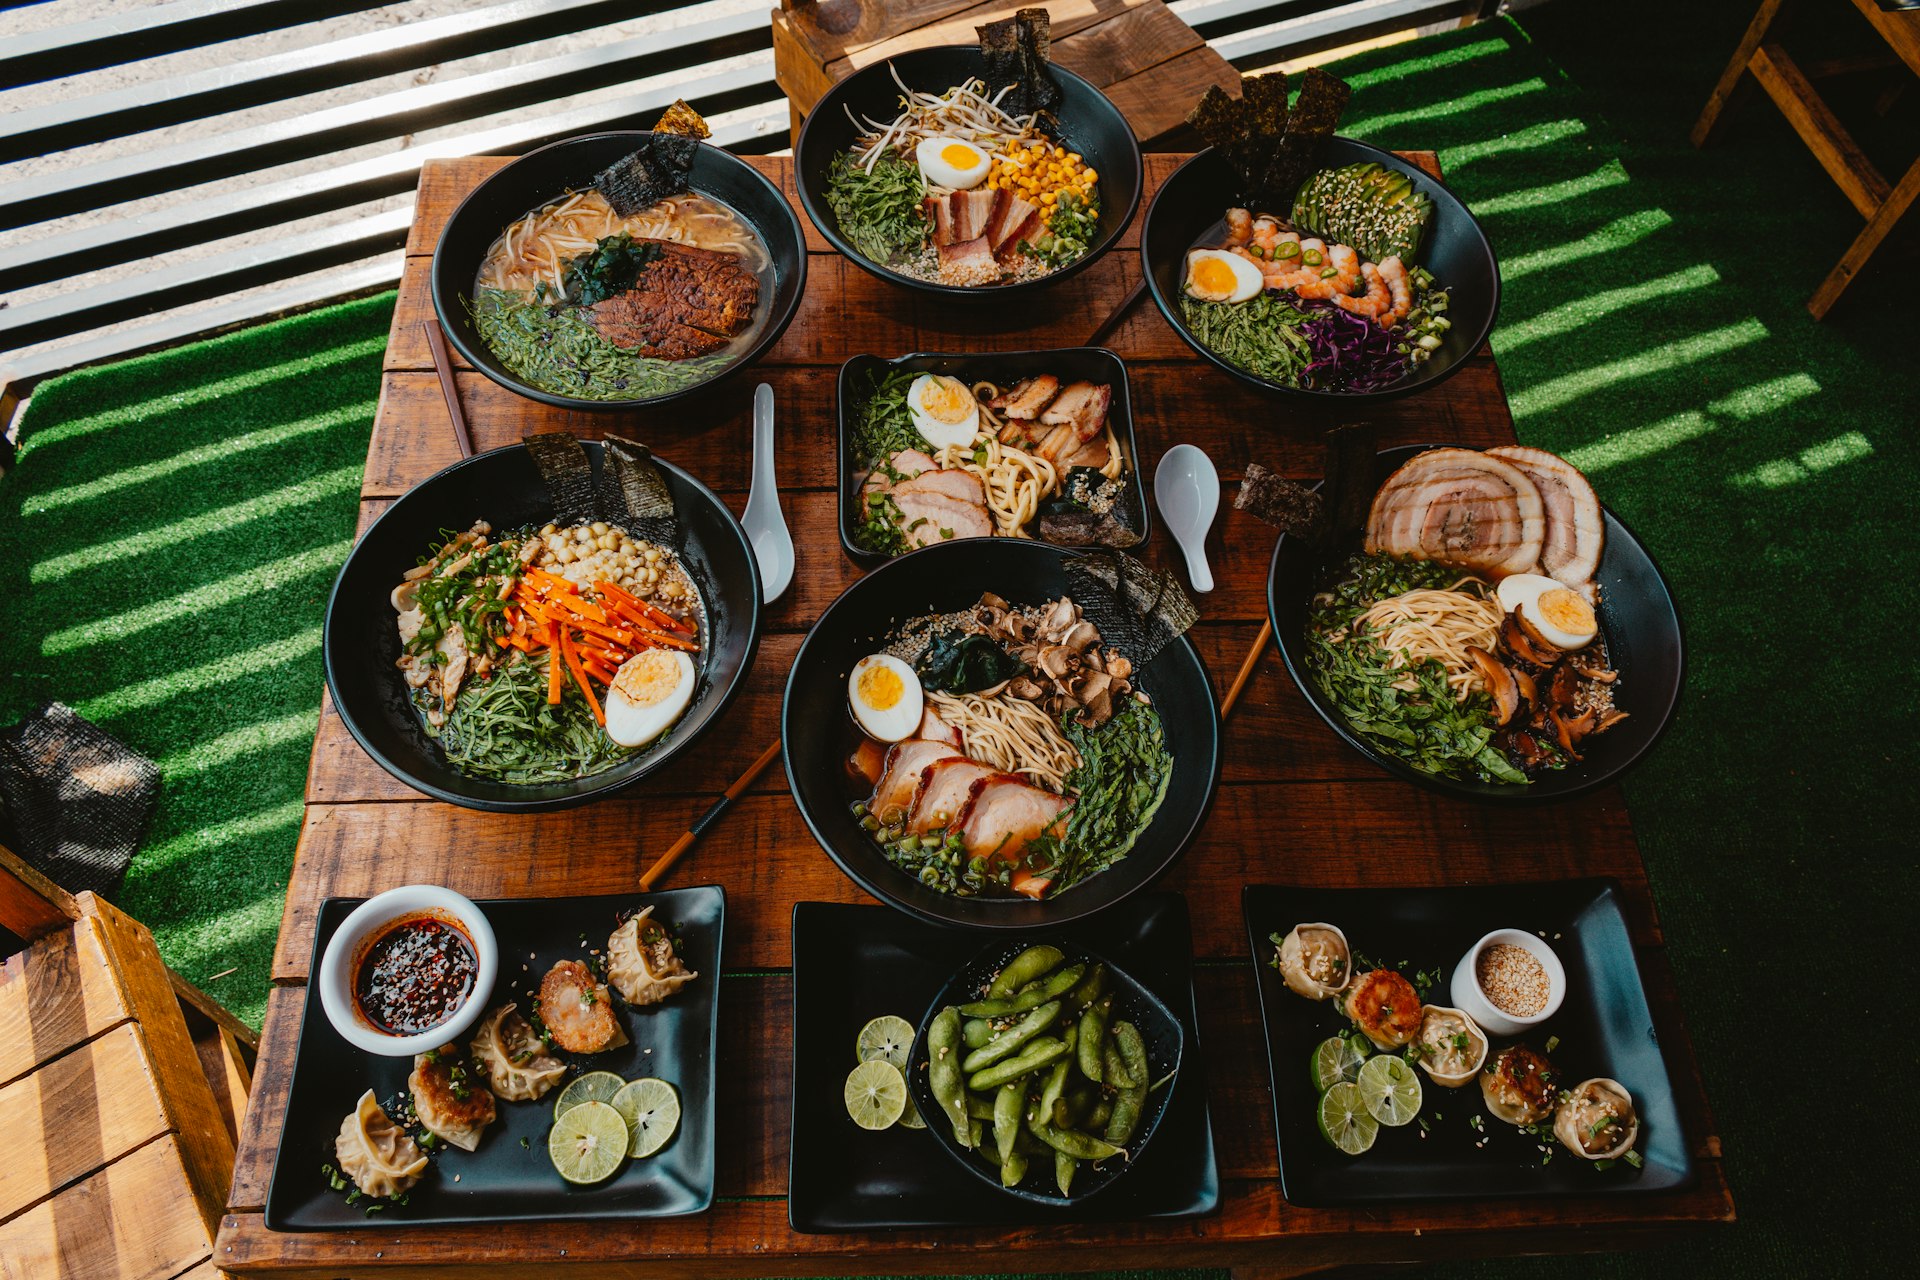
xmin=537 ymin=959 xmax=628 ymax=1054
xmin=335 ymin=1090 xmax=428 ymax=1198
xmin=408 ymin=1044 xmax=497 ymax=1152
xmin=1275 ymin=923 xmax=1351 ymax=1001
xmin=1554 ymin=1077 xmax=1639 ymax=1159
xmin=607 ymin=906 xmax=699 ymax=1007
xmin=468 ymin=1003 xmax=567 ymax=1102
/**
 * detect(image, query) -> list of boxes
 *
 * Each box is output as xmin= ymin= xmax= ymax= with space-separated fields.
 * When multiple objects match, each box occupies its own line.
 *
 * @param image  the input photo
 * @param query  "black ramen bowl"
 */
xmin=325 ymin=441 xmax=761 ymax=812
xmin=1268 ymin=445 xmax=1685 ymax=804
xmin=782 ymin=539 xmax=1220 ymax=929
xmin=907 ymin=939 xmax=1184 ymax=1207
xmin=794 ymin=46 xmax=1143 ymax=299
xmin=431 ymin=131 xmax=806 ymax=412
xmin=1142 ymin=141 xmax=1499 ymax=404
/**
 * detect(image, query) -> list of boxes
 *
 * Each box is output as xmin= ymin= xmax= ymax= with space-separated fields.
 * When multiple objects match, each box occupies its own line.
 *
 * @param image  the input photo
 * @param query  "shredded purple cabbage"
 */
xmin=1297 ymin=298 xmax=1411 ymax=393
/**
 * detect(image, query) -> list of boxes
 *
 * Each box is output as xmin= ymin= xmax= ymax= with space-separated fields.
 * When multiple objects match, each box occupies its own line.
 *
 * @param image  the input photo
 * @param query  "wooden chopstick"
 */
xmin=638 ymin=738 xmax=784 ymax=891
xmin=422 ymin=318 xmax=474 ymax=458
xmin=1219 ymin=619 xmax=1273 ymax=719
xmin=1085 ymin=275 xmax=1147 ymax=349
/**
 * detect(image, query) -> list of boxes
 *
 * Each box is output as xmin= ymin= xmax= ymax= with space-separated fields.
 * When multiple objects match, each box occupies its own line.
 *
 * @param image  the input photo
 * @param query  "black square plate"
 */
xmin=1243 ymin=880 xmax=1694 ymax=1207
xmin=789 ymin=893 xmax=1218 ymax=1231
xmin=265 ymin=886 xmax=724 ymax=1230
xmin=835 ymin=348 xmax=1152 ymax=565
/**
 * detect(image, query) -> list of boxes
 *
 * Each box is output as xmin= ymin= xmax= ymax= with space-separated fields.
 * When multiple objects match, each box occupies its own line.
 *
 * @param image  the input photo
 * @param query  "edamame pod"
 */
xmin=1077 ymin=996 xmax=1113 ymax=1083
xmin=963 ymin=1018 xmax=993 ymax=1049
xmin=1103 ymin=1040 xmax=1137 ymax=1091
xmin=966 ymin=1096 xmax=996 ymax=1121
xmin=960 ymin=1000 xmax=1062 ymax=1073
xmin=1104 ymin=1019 xmax=1151 ymax=1145
xmin=989 ymin=945 xmax=1066 ymax=998
xmin=1027 ymin=1117 xmax=1124 ymax=1161
xmin=1001 ymin=1149 xmax=1028 ymax=1189
xmin=927 ymin=1006 xmax=971 ymax=1147
xmin=1087 ymin=1096 xmax=1114 ymax=1130
xmin=1055 ymin=1150 xmax=1077 ymax=1196
xmin=994 ymin=1077 xmax=1025 ymax=1164
xmin=967 ymin=1025 xmax=1075 ymax=1091
xmin=1036 ymin=1056 xmax=1071 ymax=1126
xmin=1066 ymin=962 xmax=1107 ymax=1013
xmin=959 ymin=963 xmax=1087 ymax=1017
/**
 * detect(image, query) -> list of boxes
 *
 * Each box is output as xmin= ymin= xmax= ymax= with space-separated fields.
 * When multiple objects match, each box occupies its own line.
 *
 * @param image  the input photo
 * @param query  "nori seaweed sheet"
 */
xmin=600 ymin=434 xmax=680 ymax=547
xmin=1235 ymin=461 xmax=1323 ymax=537
xmin=524 ymin=432 xmax=598 ymax=525
xmin=978 ymin=8 xmax=1060 ymax=117
xmin=1320 ymin=421 xmax=1377 ymax=548
xmin=1064 ymin=551 xmax=1197 ymax=666
xmin=593 ymin=132 xmax=698 ymax=217
xmin=1265 ymin=68 xmax=1352 ymax=212
xmin=654 ymin=99 xmax=711 ymax=139
xmin=1186 ymin=68 xmax=1351 ymax=212
xmin=1038 ymin=467 xmax=1145 ymax=548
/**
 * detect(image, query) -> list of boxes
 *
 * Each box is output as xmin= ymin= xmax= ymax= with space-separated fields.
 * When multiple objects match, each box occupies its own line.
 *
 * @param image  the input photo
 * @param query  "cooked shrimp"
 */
xmin=1334 ymin=261 xmax=1392 ymax=319
xmin=1378 ymin=255 xmax=1413 ymax=325
xmin=1224 ymin=207 xmax=1253 ymax=246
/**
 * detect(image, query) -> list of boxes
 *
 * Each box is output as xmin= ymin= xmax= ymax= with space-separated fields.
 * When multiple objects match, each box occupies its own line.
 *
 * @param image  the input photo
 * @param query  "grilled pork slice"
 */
xmin=948 ymin=190 xmax=1000 ymax=243
xmin=1364 ymin=447 xmax=1545 ymax=579
xmin=861 ymin=447 xmax=937 ymax=500
xmin=1039 ymin=381 xmax=1111 ymax=440
xmin=895 ymin=468 xmax=986 ymax=508
xmin=588 ymin=241 xmax=760 ymax=359
xmin=1484 ymin=445 xmax=1604 ymax=590
xmin=924 ymin=195 xmax=955 ymax=247
xmin=983 ymin=192 xmax=1032 ymax=250
xmin=954 ymin=774 xmax=1073 ymax=863
xmin=918 ymin=707 xmax=962 ymax=748
xmin=892 ymin=489 xmax=994 ymax=546
xmin=991 ymin=199 xmax=1046 ymax=261
xmin=908 ymin=758 xmax=1000 ymax=832
xmin=1064 ymin=434 xmax=1111 ymax=470
xmin=989 ymin=374 xmax=1060 ymax=420
xmin=937 ymin=236 xmax=1000 ymax=287
xmin=1033 ymin=423 xmax=1079 ymax=464
xmin=869 ymin=739 xmax=965 ymax=824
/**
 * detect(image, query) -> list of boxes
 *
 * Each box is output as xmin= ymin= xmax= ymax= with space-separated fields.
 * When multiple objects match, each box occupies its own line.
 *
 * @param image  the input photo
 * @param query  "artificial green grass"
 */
xmin=2 ymin=2 xmax=1913 ymax=1273
xmin=0 ymin=292 xmax=395 ymax=1027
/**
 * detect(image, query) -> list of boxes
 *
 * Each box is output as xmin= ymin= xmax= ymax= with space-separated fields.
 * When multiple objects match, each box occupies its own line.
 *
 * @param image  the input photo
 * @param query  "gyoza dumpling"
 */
xmin=408 ymin=1044 xmax=497 ymax=1152
xmin=468 ymin=1003 xmax=567 ymax=1102
xmin=1275 ymin=922 xmax=1351 ymax=1001
xmin=537 ymin=959 xmax=628 ymax=1054
xmin=1554 ymin=1077 xmax=1639 ymax=1160
xmin=607 ymin=906 xmax=699 ymax=1007
xmin=1480 ymin=1042 xmax=1560 ymax=1126
xmin=335 ymin=1090 xmax=428 ymax=1198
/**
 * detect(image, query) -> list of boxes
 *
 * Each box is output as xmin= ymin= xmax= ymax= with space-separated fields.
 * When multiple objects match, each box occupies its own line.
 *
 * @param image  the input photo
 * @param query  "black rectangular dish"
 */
xmin=265 ymin=886 xmax=723 ymax=1229
xmin=1243 ymin=879 xmax=1693 ymax=1207
xmin=836 ymin=347 xmax=1151 ymax=565
xmin=788 ymin=893 xmax=1218 ymax=1231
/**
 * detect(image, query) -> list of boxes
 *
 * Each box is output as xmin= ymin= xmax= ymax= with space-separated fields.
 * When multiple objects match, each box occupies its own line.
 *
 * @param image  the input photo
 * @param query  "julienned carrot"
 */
xmin=567 ymin=615 xmax=635 ymax=647
xmin=558 ymin=628 xmax=604 ymax=726
xmin=546 ymin=621 xmax=563 ymax=705
xmin=580 ymin=655 xmax=616 ymax=684
xmin=595 ymin=581 xmax=694 ymax=635
xmin=630 ymin=627 xmax=699 ymax=652
xmin=525 ymin=570 xmax=610 ymax=623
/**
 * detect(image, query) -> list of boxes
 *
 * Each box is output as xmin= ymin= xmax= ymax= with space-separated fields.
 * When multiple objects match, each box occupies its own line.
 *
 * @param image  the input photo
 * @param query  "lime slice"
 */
xmin=896 ymin=1097 xmax=927 ymax=1130
xmin=611 ymin=1077 xmax=681 ymax=1157
xmin=552 ymin=1070 xmax=626 ymax=1121
xmin=1356 ymin=1053 xmax=1423 ymax=1127
xmin=1310 ymin=1034 xmax=1370 ymax=1092
xmin=1317 ymin=1081 xmax=1378 ymax=1156
xmin=856 ymin=1015 xmax=916 ymax=1071
xmin=844 ymin=1059 xmax=907 ymax=1131
xmin=548 ymin=1100 xmax=628 ymax=1185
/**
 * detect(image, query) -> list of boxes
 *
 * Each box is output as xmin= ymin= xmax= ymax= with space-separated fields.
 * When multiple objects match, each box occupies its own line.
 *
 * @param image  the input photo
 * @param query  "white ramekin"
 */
xmin=318 ymin=885 xmax=498 ymax=1057
xmin=1448 ymin=927 xmax=1566 ymax=1039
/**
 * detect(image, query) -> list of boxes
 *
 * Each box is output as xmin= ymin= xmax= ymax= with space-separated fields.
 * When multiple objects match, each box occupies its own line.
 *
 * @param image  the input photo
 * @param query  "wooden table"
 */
xmin=214 ymin=155 xmax=1734 ymax=1278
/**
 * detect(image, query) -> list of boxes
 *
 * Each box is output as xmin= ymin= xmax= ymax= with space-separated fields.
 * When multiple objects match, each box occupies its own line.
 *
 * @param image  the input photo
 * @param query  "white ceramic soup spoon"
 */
xmin=1154 ymin=443 xmax=1219 ymax=593
xmin=742 ymin=383 xmax=794 ymax=603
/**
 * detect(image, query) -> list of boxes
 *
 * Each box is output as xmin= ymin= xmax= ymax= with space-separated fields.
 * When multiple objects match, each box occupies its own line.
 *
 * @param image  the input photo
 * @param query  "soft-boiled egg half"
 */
xmin=605 ymin=648 xmax=697 ymax=747
xmin=1496 ymin=574 xmax=1599 ymax=651
xmin=915 ymin=137 xmax=992 ymax=190
xmin=1185 ymin=249 xmax=1264 ymax=304
xmin=906 ymin=373 xmax=980 ymax=451
xmin=848 ymin=654 xmax=924 ymax=742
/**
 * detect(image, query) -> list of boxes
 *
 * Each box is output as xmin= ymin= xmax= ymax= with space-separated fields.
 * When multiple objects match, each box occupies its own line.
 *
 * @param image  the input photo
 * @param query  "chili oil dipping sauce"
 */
xmin=319 ymin=885 xmax=499 ymax=1056
xmin=353 ymin=909 xmax=479 ymax=1035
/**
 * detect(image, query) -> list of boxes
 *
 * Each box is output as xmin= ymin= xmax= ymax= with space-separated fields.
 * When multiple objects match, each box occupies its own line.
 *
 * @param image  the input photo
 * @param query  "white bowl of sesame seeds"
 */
xmin=1450 ymin=929 xmax=1566 ymax=1038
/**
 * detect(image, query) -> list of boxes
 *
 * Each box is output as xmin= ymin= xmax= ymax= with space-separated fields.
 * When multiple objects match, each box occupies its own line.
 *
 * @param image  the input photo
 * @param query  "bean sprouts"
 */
xmin=846 ymin=69 xmax=1046 ymax=174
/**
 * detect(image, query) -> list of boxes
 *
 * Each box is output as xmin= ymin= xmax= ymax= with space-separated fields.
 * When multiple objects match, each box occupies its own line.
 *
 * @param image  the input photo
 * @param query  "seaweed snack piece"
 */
xmin=653 ymin=98 xmax=711 ymax=139
xmin=593 ymin=133 xmax=698 ymax=217
xmin=1264 ymin=68 xmax=1351 ymax=211
xmin=1321 ymin=422 xmax=1378 ymax=543
xmin=1236 ymin=461 xmax=1323 ymax=537
xmin=978 ymin=8 xmax=1061 ymax=117
xmin=1064 ymin=550 xmax=1197 ymax=665
xmin=1187 ymin=68 xmax=1352 ymax=212
xmin=524 ymin=432 xmax=601 ymax=525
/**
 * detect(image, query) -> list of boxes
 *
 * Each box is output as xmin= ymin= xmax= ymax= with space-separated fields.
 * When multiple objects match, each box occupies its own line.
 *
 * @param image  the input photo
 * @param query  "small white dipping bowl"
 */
xmin=318 ymin=885 xmax=498 ymax=1057
xmin=1449 ymin=928 xmax=1566 ymax=1039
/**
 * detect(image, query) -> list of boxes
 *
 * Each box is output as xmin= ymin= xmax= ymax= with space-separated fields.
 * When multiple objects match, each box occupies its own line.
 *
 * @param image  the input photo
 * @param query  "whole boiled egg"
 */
xmin=906 ymin=373 xmax=980 ymax=451
xmin=1185 ymin=249 xmax=1264 ymax=304
xmin=848 ymin=653 xmax=924 ymax=743
xmin=1496 ymin=574 xmax=1599 ymax=651
xmin=914 ymin=136 xmax=992 ymax=190
xmin=605 ymin=648 xmax=697 ymax=747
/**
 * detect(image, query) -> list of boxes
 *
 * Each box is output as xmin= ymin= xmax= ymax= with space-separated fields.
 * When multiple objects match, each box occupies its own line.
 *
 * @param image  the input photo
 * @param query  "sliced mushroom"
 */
xmin=1007 ymin=676 xmax=1048 ymax=701
xmin=1573 ymin=661 xmax=1617 ymax=683
xmin=1043 ymin=597 xmax=1077 ymax=634
xmin=1500 ymin=613 xmax=1561 ymax=669
xmin=1467 ymin=646 xmax=1522 ymax=727
xmin=1061 ymin=620 xmax=1100 ymax=652
xmin=1037 ymin=645 xmax=1079 ymax=679
xmin=1594 ymin=708 xmax=1631 ymax=734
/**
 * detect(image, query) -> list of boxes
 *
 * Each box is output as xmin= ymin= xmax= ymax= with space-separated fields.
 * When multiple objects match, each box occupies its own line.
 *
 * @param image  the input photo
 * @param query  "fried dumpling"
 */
xmin=1275 ymin=922 xmax=1351 ymax=1001
xmin=335 ymin=1090 xmax=428 ymax=1198
xmin=1554 ymin=1077 xmax=1639 ymax=1160
xmin=1343 ymin=969 xmax=1422 ymax=1050
xmin=1480 ymin=1042 xmax=1560 ymax=1126
xmin=469 ymin=1003 xmax=568 ymax=1102
xmin=607 ymin=906 xmax=699 ymax=1007
xmin=408 ymin=1044 xmax=497 ymax=1152
xmin=537 ymin=959 xmax=629 ymax=1053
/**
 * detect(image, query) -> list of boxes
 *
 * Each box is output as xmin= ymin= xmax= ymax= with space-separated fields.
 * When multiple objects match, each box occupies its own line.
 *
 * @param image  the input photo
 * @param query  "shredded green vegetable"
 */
xmin=1049 ymin=700 xmax=1174 ymax=891
xmin=1026 ymin=190 xmax=1101 ymax=268
xmin=468 ymin=288 xmax=729 ymax=402
xmin=426 ymin=657 xmax=636 ymax=784
xmin=1304 ymin=552 xmax=1536 ymax=785
xmin=824 ymin=151 xmax=929 ymax=265
xmin=847 ymin=367 xmax=927 ymax=555
xmin=1178 ymin=292 xmax=1315 ymax=386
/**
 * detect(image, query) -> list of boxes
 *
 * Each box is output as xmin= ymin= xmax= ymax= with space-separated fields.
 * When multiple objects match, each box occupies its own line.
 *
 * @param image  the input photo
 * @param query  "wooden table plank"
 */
xmin=225 ymin=149 xmax=1731 ymax=1275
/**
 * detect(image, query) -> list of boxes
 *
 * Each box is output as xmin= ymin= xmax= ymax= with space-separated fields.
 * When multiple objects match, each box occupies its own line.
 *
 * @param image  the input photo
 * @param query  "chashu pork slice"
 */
xmin=892 ymin=488 xmax=994 ymax=547
xmin=908 ymin=758 xmax=1000 ymax=833
xmin=989 ymin=374 xmax=1060 ymax=420
xmin=937 ymin=236 xmax=1000 ymax=287
xmin=948 ymin=189 xmax=1001 ymax=244
xmin=894 ymin=468 xmax=986 ymax=507
xmin=1364 ymin=447 xmax=1545 ymax=579
xmin=954 ymin=774 xmax=1073 ymax=863
xmin=869 ymin=739 xmax=965 ymax=825
xmin=1485 ymin=445 xmax=1605 ymax=590
xmin=860 ymin=447 xmax=938 ymax=503
xmin=1039 ymin=381 xmax=1111 ymax=441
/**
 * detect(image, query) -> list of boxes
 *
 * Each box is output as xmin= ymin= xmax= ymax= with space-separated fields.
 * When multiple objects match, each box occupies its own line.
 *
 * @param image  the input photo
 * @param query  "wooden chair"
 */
xmin=0 ymin=840 xmax=255 ymax=1280
xmin=1693 ymin=0 xmax=1920 ymax=316
xmin=771 ymin=0 xmax=1242 ymax=149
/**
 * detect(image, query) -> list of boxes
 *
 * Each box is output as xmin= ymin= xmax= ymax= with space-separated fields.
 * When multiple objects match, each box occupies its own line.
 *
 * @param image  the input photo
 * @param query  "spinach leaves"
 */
xmin=561 ymin=233 xmax=662 ymax=305
xmin=916 ymin=633 xmax=1025 ymax=694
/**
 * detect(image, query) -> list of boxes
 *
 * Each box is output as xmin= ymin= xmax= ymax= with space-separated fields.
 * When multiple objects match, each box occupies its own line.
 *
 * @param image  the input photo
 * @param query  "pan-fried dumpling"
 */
xmin=409 ymin=1044 xmax=498 ymax=1152
xmin=607 ymin=906 xmax=699 ymax=1007
xmin=1343 ymin=969 xmax=1422 ymax=1050
xmin=468 ymin=1003 xmax=567 ymax=1102
xmin=335 ymin=1090 xmax=428 ymax=1198
xmin=537 ymin=959 xmax=628 ymax=1054
xmin=1480 ymin=1042 xmax=1560 ymax=1126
